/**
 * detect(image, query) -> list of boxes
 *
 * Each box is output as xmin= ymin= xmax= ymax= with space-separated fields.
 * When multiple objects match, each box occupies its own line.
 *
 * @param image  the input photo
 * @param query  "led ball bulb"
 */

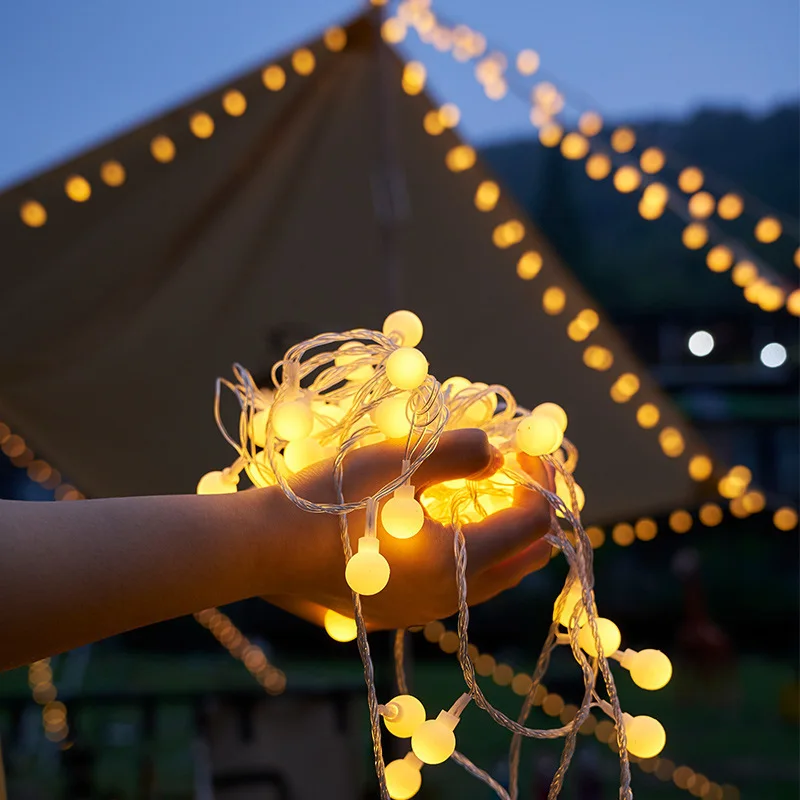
xmin=552 ymin=583 xmax=588 ymax=627
xmin=624 ymin=649 xmax=673 ymax=690
xmin=623 ymin=713 xmax=666 ymax=759
xmin=382 ymin=485 xmax=425 ymax=539
xmin=516 ymin=414 xmax=563 ymax=456
xmin=244 ymin=450 xmax=278 ymax=488
xmin=372 ymin=393 xmax=413 ymax=439
xmin=442 ymin=376 xmax=471 ymax=399
xmin=533 ymin=402 xmax=568 ymax=432
xmin=334 ymin=342 xmax=374 ymax=381
xmin=196 ymin=470 xmax=239 ymax=495
xmin=411 ymin=710 xmax=459 ymax=764
xmin=272 ymin=396 xmax=313 ymax=441
xmin=323 ymin=609 xmax=357 ymax=642
xmin=383 ymin=695 xmax=426 ymax=738
xmin=554 ymin=473 xmax=586 ymax=518
xmin=386 ymin=347 xmax=428 ymax=391
xmin=345 ymin=537 xmax=390 ymax=595
xmin=383 ymin=310 xmax=424 ymax=348
xmin=385 ymin=753 xmax=423 ymax=800
xmin=578 ymin=618 xmax=621 ymax=657
xmin=251 ymin=409 xmax=270 ymax=448
xmin=463 ymin=382 xmax=497 ymax=425
xmin=283 ymin=437 xmax=327 ymax=473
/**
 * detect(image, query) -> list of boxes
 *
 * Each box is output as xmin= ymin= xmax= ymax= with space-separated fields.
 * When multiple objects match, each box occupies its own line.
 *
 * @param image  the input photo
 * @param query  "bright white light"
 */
xmin=688 ymin=330 xmax=714 ymax=357
xmin=760 ymin=342 xmax=787 ymax=368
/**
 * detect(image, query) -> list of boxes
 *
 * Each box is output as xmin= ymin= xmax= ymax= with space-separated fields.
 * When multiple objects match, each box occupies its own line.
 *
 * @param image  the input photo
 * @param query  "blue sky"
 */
xmin=0 ymin=0 xmax=797 ymax=189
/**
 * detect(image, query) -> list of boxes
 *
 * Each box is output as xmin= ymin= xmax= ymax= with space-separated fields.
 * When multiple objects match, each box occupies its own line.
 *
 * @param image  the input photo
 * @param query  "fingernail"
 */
xmin=469 ymin=446 xmax=504 ymax=480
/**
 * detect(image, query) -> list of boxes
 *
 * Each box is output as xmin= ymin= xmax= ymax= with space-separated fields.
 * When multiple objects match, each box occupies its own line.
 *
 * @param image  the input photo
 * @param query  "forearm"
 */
xmin=0 ymin=489 xmax=282 ymax=670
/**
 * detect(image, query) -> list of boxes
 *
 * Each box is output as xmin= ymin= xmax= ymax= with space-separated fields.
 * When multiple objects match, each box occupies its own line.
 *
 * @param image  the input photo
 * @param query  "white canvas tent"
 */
xmin=0 ymin=12 xmax=712 ymax=523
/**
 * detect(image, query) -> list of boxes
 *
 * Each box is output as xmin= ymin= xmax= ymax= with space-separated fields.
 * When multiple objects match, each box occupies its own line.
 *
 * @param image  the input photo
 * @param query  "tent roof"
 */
xmin=0 ymin=13 xmax=713 ymax=524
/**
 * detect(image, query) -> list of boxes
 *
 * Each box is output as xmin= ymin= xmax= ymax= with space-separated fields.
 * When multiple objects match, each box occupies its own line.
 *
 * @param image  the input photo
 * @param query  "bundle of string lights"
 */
xmin=196 ymin=310 xmax=673 ymax=799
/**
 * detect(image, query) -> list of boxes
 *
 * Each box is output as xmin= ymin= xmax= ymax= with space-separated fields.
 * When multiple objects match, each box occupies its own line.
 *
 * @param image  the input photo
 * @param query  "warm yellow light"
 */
xmin=638 ymin=198 xmax=665 ymax=220
xmin=613 ymin=166 xmax=641 ymax=193
xmin=731 ymin=261 xmax=758 ymax=287
xmin=583 ymin=345 xmax=614 ymax=371
xmin=555 ymin=473 xmax=585 ymax=516
xmin=385 ymin=755 xmax=422 ymax=800
xmin=612 ymin=523 xmax=635 ymax=546
xmin=517 ymin=251 xmax=543 ymax=280
xmin=624 ymin=714 xmax=666 ymax=758
xmin=283 ymin=437 xmax=326 ymax=473
xmin=474 ymin=180 xmax=500 ymax=211
xmin=539 ymin=285 xmax=566 ymax=315
xmin=717 ymin=192 xmax=743 ymax=220
xmin=658 ymin=427 xmax=684 ymax=457
xmin=384 ymin=694 xmax=426 ymax=738
xmin=639 ymin=147 xmax=665 ymax=174
xmin=382 ymin=18 xmax=407 ymax=44
xmin=65 ymin=175 xmax=91 ymax=202
xmin=754 ymin=216 xmax=782 ymax=243
xmin=774 ymin=507 xmax=798 ymax=531
xmin=756 ymin=284 xmax=785 ymax=312
xmin=402 ymin=62 xmax=427 ymax=95
xmin=510 ymin=673 xmax=532 ymax=696
xmin=334 ymin=342 xmax=374 ymax=381
xmin=516 ymin=48 xmax=540 ymax=75
xmin=484 ymin=79 xmax=508 ymax=101
xmin=795 ymin=247 xmax=800 ymax=268
xmin=578 ymin=618 xmax=621 ymax=657
xmin=587 ymin=526 xmax=605 ymax=548
xmin=411 ymin=711 xmax=458 ymax=764
xmin=273 ymin=397 xmax=314 ymax=441
xmin=292 ymin=48 xmax=315 ymax=75
xmin=699 ymin=503 xmax=723 ymax=527
xmin=669 ymin=509 xmax=693 ymax=533
xmin=610 ymin=373 xmax=640 ymax=402
xmin=538 ymin=123 xmax=563 ymax=147
xmin=553 ymin=583 xmax=589 ymax=627
xmin=688 ymin=191 xmax=715 ymax=219
xmin=100 ymin=160 xmax=126 ymax=187
xmin=345 ymin=537 xmax=390 ymax=595
xmin=196 ymin=470 xmax=238 ymax=495
xmin=493 ymin=663 xmax=514 ymax=686
xmin=533 ymin=81 xmax=563 ymax=115
xmin=222 ymin=89 xmax=247 ymax=116
xmin=585 ymin=153 xmax=612 ymax=180
xmin=688 ymin=454 xmax=713 ymax=481
xmin=678 ymin=167 xmax=704 ymax=193
xmin=438 ymin=103 xmax=460 ymax=128
xmin=516 ymin=414 xmax=563 ymax=457
xmin=382 ymin=491 xmax=425 ymax=539
xmin=626 ymin=649 xmax=672 ymax=690
xmin=578 ymin=111 xmax=603 ymax=137
xmin=542 ymin=693 xmax=565 ymax=717
xmin=610 ymin=127 xmax=636 ymax=153
xmin=560 ymin=132 xmax=590 ymax=160
xmin=568 ymin=319 xmax=592 ymax=341
xmin=189 ymin=112 xmax=214 ymax=139
xmin=383 ymin=310 xmax=423 ymax=347
xmin=635 ymin=517 xmax=658 ymax=541
xmin=682 ymin=222 xmax=709 ymax=250
xmin=262 ymin=65 xmax=286 ymax=91
xmin=706 ymin=245 xmax=734 ymax=273
xmin=323 ymin=25 xmax=348 ymax=51
xmin=323 ymin=609 xmax=357 ymax=642
xmin=19 ymin=200 xmax=47 ymax=227
xmin=643 ymin=182 xmax=669 ymax=206
xmin=445 ymin=145 xmax=476 ymax=172
xmin=533 ymin=401 xmax=568 ymax=432
xmin=493 ymin=220 xmax=525 ymax=248
xmin=423 ymin=110 xmax=444 ymax=136
xmin=729 ymin=496 xmax=749 ymax=518
xmin=741 ymin=490 xmax=765 ymax=513
xmin=386 ymin=347 xmax=428 ymax=390
xmin=786 ymin=289 xmax=800 ymax=316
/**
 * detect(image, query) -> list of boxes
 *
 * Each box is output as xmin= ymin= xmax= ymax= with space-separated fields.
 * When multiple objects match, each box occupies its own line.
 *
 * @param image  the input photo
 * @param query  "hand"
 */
xmin=261 ymin=429 xmax=554 ymax=631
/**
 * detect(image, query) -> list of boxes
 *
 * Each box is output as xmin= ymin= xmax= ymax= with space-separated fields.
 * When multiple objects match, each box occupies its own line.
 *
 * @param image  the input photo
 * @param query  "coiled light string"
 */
xmin=200 ymin=309 xmax=679 ymax=799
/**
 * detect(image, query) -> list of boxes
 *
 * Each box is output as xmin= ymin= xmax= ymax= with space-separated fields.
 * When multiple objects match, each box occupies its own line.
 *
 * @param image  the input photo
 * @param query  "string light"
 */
xmin=586 ymin=153 xmax=612 ymax=180
xmin=542 ymin=286 xmax=566 ymax=314
xmin=560 ymin=132 xmax=589 ymax=160
xmin=19 ymin=200 xmax=47 ymax=227
xmin=613 ymin=166 xmax=641 ymax=193
xmin=222 ymin=89 xmax=247 ymax=117
xmin=678 ymin=167 xmax=704 ymax=193
xmin=538 ymin=122 xmax=563 ymax=147
xmin=65 ymin=175 xmax=91 ymax=202
xmin=262 ymin=65 xmax=286 ymax=91
xmin=517 ymin=250 xmax=543 ymax=280
xmin=688 ymin=191 xmax=715 ymax=219
xmin=578 ymin=111 xmax=603 ymax=137
xmin=639 ymin=147 xmax=665 ymax=174
xmin=445 ymin=144 xmax=476 ymax=171
xmin=100 ymin=160 xmax=126 ymax=187
xmin=610 ymin=127 xmax=636 ymax=153
xmin=323 ymin=26 xmax=348 ymax=52
xmin=382 ymin=18 xmax=408 ymax=44
xmin=516 ymin=48 xmax=540 ymax=75
xmin=682 ymin=223 xmax=709 ymax=250
xmin=189 ymin=112 xmax=214 ymax=139
xmin=291 ymin=48 xmax=316 ymax=76
xmin=717 ymin=193 xmax=743 ymax=220
xmin=402 ymin=61 xmax=427 ymax=94
xmin=706 ymin=245 xmax=734 ymax=273
xmin=754 ymin=216 xmax=782 ymax=243
xmin=636 ymin=403 xmax=660 ymax=429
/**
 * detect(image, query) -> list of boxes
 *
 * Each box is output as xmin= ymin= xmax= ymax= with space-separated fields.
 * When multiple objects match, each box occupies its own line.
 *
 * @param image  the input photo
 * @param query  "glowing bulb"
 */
xmin=611 ymin=127 xmax=636 ymax=153
xmin=532 ymin=402 xmax=568 ymax=432
xmin=585 ymin=153 xmax=611 ymax=180
xmin=272 ymin=396 xmax=313 ymax=441
xmin=189 ymin=112 xmax=214 ymax=139
xmin=283 ymin=437 xmax=326 ymax=473
xmin=100 ymin=160 xmax=126 ymax=186
xmin=688 ymin=454 xmax=713 ymax=481
xmin=623 ymin=714 xmax=666 ymax=758
xmin=386 ymin=347 xmax=428 ymax=391
xmin=678 ymin=167 xmax=704 ymax=193
xmin=346 ymin=536 xmax=390 ymax=595
xmin=688 ymin=330 xmax=714 ymax=357
xmin=150 ymin=135 xmax=176 ymax=163
xmin=706 ymin=245 xmax=734 ymax=273
xmin=385 ymin=753 xmax=423 ymax=800
xmin=196 ymin=470 xmax=239 ymax=495
xmin=323 ymin=26 xmax=347 ymax=51
xmin=461 ymin=382 xmax=497 ymax=425
xmin=383 ymin=695 xmax=426 ymax=738
xmin=760 ymin=342 xmax=786 ymax=368
xmin=717 ymin=193 xmax=743 ymax=219
xmin=640 ymin=147 xmax=665 ymax=173
xmin=20 ymin=200 xmax=47 ymax=227
xmin=292 ymin=48 xmax=315 ymax=76
xmin=65 ymin=175 xmax=91 ymax=202
xmin=373 ymin=393 xmax=413 ymax=439
xmin=262 ymin=65 xmax=286 ymax=91
xmin=577 ymin=618 xmax=621 ymax=657
xmin=383 ymin=310 xmax=423 ymax=347
xmin=624 ymin=649 xmax=672 ymax=690
xmin=613 ymin=166 xmax=641 ymax=193
xmin=579 ymin=111 xmax=603 ymax=137
xmin=382 ymin=485 xmax=425 ymax=539
xmin=560 ymin=132 xmax=589 ymax=160
xmin=475 ymin=180 xmax=500 ymax=211
xmin=334 ymin=341 xmax=374 ymax=381
xmin=555 ymin=473 xmax=585 ymax=517
xmin=516 ymin=49 xmax=540 ymax=75
xmin=754 ymin=216 xmax=781 ymax=243
xmin=688 ymin=191 xmax=715 ymax=219
xmin=411 ymin=710 xmax=459 ymax=764
xmin=553 ymin=583 xmax=588 ymax=627
xmin=682 ymin=223 xmax=708 ymax=250
xmin=323 ymin=609 xmax=357 ymax=642
xmin=516 ymin=414 xmax=563 ymax=456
